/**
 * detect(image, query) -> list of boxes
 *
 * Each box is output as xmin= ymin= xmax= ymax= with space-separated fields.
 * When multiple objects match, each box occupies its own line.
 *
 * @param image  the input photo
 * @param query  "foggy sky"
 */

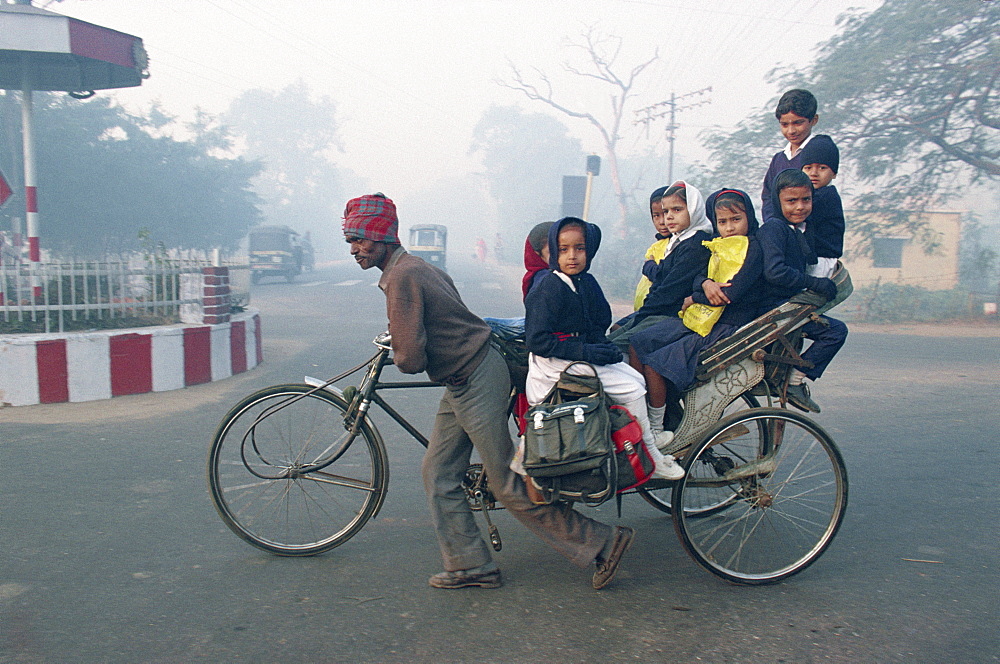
xmin=54 ymin=0 xmax=883 ymax=200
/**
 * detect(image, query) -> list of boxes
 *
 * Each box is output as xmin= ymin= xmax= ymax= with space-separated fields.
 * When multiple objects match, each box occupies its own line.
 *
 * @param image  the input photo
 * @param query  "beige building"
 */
xmin=842 ymin=210 xmax=962 ymax=291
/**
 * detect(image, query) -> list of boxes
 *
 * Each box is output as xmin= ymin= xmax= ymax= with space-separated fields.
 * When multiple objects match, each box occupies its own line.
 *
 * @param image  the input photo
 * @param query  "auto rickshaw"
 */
xmin=248 ymin=225 xmax=303 ymax=284
xmin=408 ymin=224 xmax=447 ymax=271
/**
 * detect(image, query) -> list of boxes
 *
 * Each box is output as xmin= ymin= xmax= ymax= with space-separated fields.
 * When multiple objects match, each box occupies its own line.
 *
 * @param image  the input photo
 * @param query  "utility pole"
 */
xmin=635 ymin=86 xmax=712 ymax=183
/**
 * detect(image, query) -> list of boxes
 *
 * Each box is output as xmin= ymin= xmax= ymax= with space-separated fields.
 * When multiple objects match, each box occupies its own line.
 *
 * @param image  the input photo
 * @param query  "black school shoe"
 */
xmin=786 ymin=383 xmax=821 ymax=413
xmin=593 ymin=526 xmax=636 ymax=590
xmin=428 ymin=562 xmax=503 ymax=589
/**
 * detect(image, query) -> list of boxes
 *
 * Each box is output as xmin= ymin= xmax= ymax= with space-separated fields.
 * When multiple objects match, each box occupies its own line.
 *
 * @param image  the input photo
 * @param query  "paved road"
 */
xmin=2 ymin=259 xmax=998 ymax=663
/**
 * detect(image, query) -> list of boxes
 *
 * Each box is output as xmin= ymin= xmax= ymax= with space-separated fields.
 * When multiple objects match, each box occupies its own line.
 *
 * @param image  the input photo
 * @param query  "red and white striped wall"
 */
xmin=0 ymin=310 xmax=262 ymax=407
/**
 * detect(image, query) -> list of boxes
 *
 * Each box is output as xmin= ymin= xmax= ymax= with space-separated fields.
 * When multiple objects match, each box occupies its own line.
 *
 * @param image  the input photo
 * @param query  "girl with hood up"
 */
xmin=524 ymin=217 xmax=685 ymax=480
xmin=629 ymin=188 xmax=765 ymax=436
xmin=608 ymin=181 xmax=714 ymax=351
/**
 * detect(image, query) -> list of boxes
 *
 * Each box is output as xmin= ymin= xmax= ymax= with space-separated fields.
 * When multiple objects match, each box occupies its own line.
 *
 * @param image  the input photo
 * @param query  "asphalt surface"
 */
xmin=2 ymin=259 xmax=998 ymax=663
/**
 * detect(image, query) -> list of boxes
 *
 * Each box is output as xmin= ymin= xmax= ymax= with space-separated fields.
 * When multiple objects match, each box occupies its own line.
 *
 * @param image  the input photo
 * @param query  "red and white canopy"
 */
xmin=0 ymin=4 xmax=148 ymax=92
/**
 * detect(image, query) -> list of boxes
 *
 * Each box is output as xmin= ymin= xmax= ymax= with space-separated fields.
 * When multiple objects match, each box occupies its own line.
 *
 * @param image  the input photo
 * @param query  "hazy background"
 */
xmin=40 ymin=0 xmax=884 ymax=257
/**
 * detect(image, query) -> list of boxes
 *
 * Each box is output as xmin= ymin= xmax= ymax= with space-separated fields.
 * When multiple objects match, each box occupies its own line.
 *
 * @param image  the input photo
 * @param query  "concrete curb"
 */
xmin=0 ymin=309 xmax=263 ymax=407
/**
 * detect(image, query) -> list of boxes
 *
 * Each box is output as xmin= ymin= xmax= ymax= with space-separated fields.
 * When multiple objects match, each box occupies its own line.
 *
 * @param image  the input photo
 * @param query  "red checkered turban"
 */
xmin=342 ymin=193 xmax=400 ymax=245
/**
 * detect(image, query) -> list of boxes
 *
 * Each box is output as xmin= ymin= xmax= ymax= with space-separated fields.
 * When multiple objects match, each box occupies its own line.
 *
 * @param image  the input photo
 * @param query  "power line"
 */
xmin=635 ymin=86 xmax=712 ymax=183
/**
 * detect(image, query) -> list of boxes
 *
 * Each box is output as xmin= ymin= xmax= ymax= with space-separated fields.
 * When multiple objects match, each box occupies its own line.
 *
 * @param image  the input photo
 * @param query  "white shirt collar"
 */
xmin=783 ymin=133 xmax=815 ymax=160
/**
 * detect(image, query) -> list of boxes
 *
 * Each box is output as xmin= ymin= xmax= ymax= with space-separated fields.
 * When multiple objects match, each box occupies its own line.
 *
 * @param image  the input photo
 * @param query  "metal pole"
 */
xmin=21 ymin=64 xmax=41 ymax=299
xmin=582 ymin=171 xmax=594 ymax=221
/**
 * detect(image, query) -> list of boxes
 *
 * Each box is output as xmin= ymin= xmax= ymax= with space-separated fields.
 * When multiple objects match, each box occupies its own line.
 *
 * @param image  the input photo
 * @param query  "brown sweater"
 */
xmin=378 ymin=248 xmax=490 ymax=385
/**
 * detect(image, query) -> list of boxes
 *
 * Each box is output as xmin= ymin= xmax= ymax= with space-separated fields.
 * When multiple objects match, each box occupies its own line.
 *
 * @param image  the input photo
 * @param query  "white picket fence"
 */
xmin=0 ymin=251 xmax=249 ymax=334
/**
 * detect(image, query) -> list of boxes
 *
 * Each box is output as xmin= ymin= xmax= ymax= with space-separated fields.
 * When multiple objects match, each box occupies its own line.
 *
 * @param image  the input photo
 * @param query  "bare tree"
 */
xmin=499 ymin=27 xmax=658 ymax=235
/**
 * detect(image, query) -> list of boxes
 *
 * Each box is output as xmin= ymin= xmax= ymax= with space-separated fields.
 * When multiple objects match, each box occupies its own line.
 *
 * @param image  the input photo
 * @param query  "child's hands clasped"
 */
xmin=701 ymin=279 xmax=732 ymax=306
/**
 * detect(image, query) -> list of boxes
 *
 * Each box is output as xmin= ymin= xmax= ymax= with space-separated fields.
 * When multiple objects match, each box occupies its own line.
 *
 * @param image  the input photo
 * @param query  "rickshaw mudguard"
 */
xmin=663 ymin=357 xmax=765 ymax=457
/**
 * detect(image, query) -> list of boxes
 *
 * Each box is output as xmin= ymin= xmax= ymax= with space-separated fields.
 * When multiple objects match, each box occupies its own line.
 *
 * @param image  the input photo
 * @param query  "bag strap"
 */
xmin=557 ymin=361 xmax=605 ymax=399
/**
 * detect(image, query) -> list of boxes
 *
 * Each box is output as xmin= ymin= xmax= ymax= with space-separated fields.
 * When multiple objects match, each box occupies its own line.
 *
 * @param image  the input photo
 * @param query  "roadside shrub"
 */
xmin=852 ymin=283 xmax=977 ymax=323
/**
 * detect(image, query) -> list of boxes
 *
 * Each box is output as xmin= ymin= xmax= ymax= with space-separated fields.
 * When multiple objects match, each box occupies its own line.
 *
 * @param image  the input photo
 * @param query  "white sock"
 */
xmin=620 ymin=397 xmax=665 ymax=462
xmin=789 ymin=370 xmax=807 ymax=386
xmin=647 ymin=404 xmax=667 ymax=431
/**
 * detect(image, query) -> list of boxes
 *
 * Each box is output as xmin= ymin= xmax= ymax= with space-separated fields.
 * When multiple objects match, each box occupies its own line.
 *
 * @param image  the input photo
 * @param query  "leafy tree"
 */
xmin=0 ymin=92 xmax=262 ymax=256
xmin=701 ymin=0 xmax=999 ymax=252
xmin=469 ymin=104 xmax=585 ymax=251
xmin=224 ymin=81 xmax=346 ymax=259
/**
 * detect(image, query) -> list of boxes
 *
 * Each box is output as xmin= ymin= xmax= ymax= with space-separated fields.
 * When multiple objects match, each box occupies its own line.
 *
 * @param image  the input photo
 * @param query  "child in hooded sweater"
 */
xmin=628 ymin=189 xmax=765 ymax=437
xmin=525 ymin=217 xmax=684 ymax=480
xmin=798 ymin=134 xmax=845 ymax=279
xmin=608 ymin=181 xmax=713 ymax=350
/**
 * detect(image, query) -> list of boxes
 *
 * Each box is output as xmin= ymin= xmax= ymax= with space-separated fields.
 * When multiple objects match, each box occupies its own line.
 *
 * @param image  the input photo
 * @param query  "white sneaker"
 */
xmin=654 ymin=429 xmax=675 ymax=450
xmin=651 ymin=455 xmax=685 ymax=480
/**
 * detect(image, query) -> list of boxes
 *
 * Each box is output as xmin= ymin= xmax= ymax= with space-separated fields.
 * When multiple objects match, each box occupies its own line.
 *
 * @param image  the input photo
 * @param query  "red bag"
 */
xmin=609 ymin=405 xmax=654 ymax=491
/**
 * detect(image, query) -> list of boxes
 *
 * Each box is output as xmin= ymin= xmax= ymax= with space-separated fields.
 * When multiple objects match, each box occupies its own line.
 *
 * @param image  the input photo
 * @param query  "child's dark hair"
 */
xmin=649 ymin=185 xmax=668 ymax=209
xmin=527 ymin=221 xmax=554 ymax=252
xmin=774 ymin=89 xmax=817 ymax=120
xmin=773 ymin=169 xmax=813 ymax=193
xmin=713 ymin=191 xmax=747 ymax=215
xmin=662 ymin=182 xmax=687 ymax=203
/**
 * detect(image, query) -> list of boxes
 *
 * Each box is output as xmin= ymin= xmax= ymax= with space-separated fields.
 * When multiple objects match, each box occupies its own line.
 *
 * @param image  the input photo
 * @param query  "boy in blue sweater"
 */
xmin=798 ymin=134 xmax=845 ymax=279
xmin=761 ymin=89 xmax=820 ymax=222
xmin=756 ymin=169 xmax=847 ymax=413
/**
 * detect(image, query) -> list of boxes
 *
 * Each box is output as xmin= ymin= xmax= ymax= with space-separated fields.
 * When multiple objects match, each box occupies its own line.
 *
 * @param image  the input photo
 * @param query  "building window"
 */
xmin=872 ymin=237 xmax=907 ymax=268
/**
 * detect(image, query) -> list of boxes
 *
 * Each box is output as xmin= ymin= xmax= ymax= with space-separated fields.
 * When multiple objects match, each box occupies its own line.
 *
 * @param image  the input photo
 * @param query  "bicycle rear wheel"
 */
xmin=638 ymin=392 xmax=759 ymax=516
xmin=672 ymin=408 xmax=848 ymax=584
xmin=208 ymin=384 xmax=389 ymax=556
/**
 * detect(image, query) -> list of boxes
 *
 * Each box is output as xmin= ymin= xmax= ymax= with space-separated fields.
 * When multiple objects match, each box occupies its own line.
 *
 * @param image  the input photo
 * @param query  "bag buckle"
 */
xmin=573 ymin=406 xmax=585 ymax=424
xmin=533 ymin=411 xmax=545 ymax=430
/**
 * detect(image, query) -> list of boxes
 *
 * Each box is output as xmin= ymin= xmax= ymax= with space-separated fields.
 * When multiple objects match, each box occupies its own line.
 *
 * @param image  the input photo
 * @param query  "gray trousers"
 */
xmin=422 ymin=346 xmax=613 ymax=571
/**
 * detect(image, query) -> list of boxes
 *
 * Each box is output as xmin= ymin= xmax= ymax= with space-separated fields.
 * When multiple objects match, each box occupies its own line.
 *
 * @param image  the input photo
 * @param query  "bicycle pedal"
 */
xmin=489 ymin=525 xmax=502 ymax=552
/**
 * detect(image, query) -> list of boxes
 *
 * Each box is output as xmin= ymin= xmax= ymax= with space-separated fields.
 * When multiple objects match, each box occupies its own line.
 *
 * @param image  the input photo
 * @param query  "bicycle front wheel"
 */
xmin=672 ymin=408 xmax=848 ymax=585
xmin=208 ymin=384 xmax=389 ymax=556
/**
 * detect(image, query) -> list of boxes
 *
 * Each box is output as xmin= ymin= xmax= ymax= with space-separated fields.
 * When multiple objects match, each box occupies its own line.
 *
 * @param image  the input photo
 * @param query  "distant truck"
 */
xmin=408 ymin=224 xmax=447 ymax=272
xmin=248 ymin=225 xmax=311 ymax=284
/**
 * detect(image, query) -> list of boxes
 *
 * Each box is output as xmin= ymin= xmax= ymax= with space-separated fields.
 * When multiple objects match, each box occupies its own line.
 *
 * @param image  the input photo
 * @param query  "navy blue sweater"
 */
xmin=756 ymin=219 xmax=834 ymax=310
xmin=631 ymin=231 xmax=712 ymax=322
xmin=804 ymin=185 xmax=845 ymax=259
xmin=760 ymin=150 xmax=804 ymax=222
xmin=525 ymin=218 xmax=613 ymax=361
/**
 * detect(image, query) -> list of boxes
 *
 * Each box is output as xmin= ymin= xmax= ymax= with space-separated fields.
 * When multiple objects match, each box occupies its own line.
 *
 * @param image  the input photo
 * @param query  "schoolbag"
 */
xmin=521 ymin=363 xmax=658 ymax=505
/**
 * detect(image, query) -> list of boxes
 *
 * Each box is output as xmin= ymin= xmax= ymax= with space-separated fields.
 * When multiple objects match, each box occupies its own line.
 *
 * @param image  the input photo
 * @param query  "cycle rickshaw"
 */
xmin=208 ymin=275 xmax=850 ymax=586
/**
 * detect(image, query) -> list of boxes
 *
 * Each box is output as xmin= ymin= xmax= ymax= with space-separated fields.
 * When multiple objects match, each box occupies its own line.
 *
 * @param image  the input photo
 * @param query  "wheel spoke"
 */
xmin=208 ymin=385 xmax=387 ymax=555
xmin=674 ymin=408 xmax=847 ymax=584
